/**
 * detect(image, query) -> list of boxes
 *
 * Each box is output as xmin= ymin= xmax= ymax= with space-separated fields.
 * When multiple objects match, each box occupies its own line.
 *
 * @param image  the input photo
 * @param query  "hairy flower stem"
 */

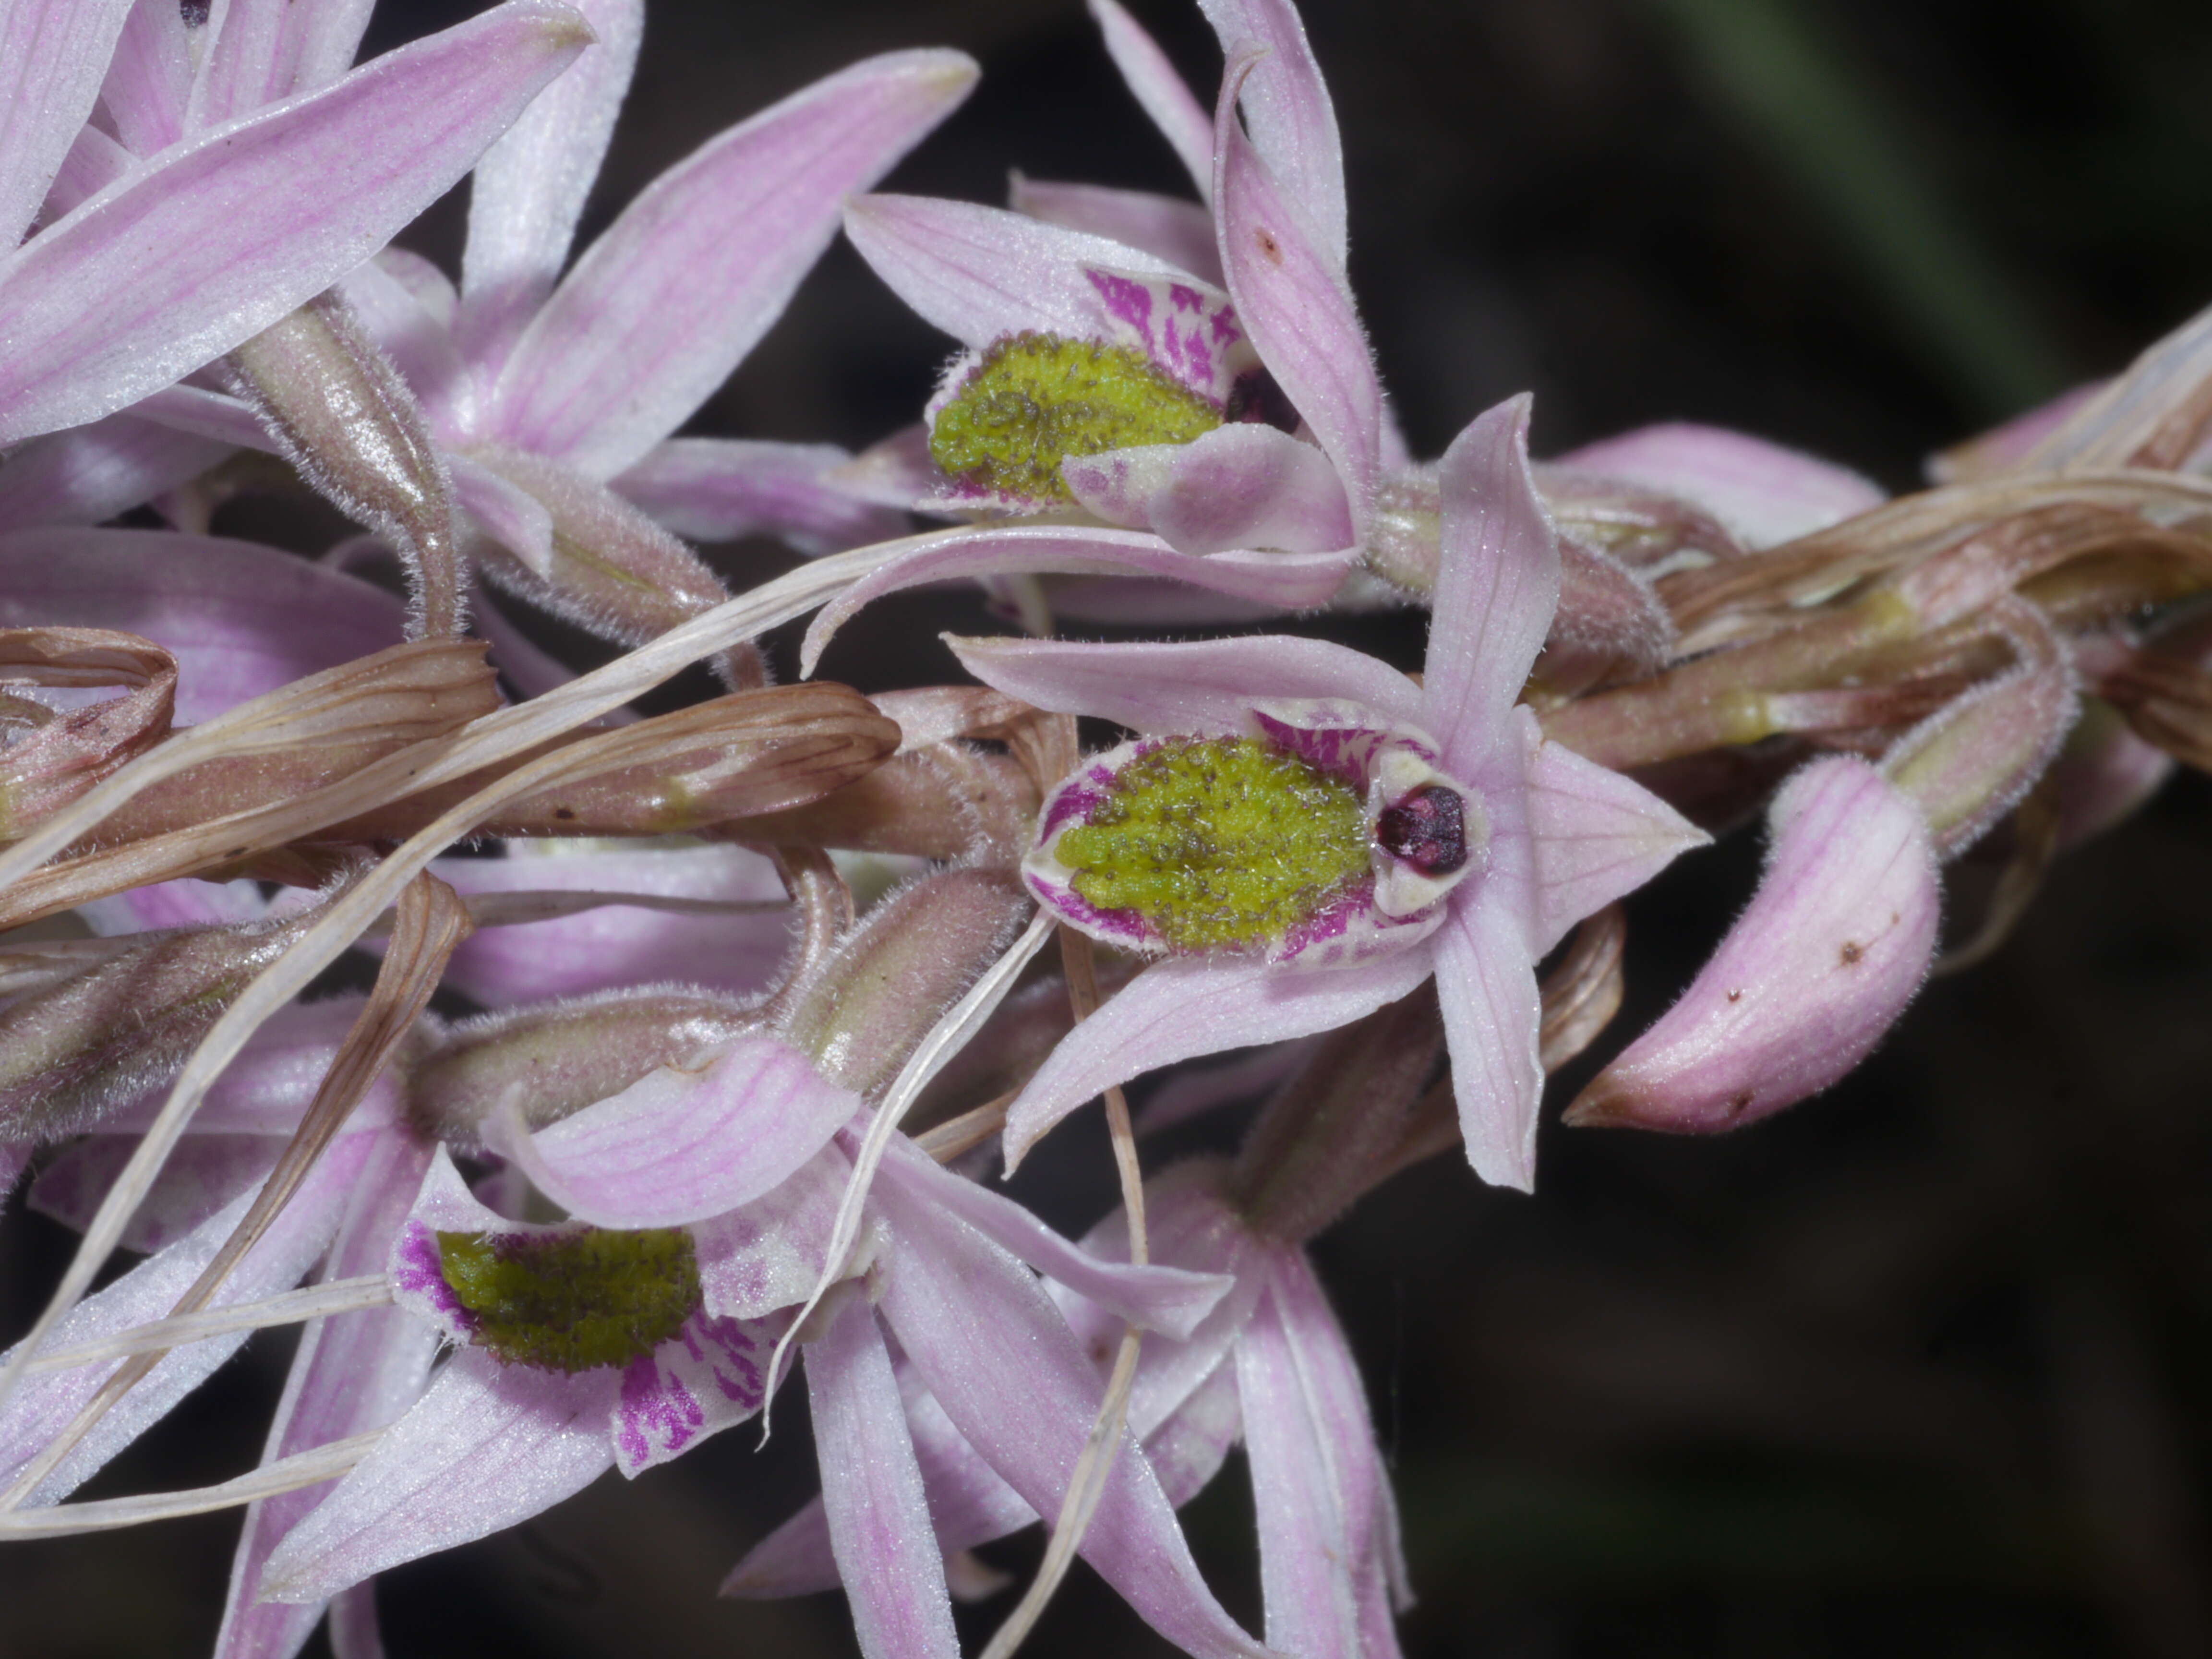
xmin=229 ymin=292 xmax=464 ymax=640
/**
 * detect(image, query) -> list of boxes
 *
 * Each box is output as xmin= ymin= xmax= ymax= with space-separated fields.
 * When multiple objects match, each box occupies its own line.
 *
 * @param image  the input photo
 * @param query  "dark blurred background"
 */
xmin=6 ymin=0 xmax=2212 ymax=1654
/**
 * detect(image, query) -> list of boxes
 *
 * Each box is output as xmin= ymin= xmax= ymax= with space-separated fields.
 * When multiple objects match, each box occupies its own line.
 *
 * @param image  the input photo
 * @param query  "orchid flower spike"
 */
xmin=951 ymin=395 xmax=1706 ymax=1190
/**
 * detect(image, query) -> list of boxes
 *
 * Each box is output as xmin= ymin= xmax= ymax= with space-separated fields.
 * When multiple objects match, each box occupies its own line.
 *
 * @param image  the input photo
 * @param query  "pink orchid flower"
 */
xmin=950 ymin=397 xmax=1706 ymax=1190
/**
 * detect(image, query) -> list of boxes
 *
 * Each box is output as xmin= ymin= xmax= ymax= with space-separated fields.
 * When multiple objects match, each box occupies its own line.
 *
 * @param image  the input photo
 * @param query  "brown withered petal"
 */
xmin=230 ymin=294 xmax=463 ymax=640
xmin=1538 ymin=904 xmax=1628 ymax=1073
xmin=0 ymin=628 xmax=176 ymax=838
xmin=720 ymin=744 xmax=1039 ymax=862
xmin=316 ymin=682 xmax=898 ymax=840
xmin=0 ymin=639 xmax=496 ymax=906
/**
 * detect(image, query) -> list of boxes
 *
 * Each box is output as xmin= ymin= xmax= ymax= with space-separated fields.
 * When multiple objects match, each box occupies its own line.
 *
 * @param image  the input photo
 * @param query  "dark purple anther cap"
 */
xmin=1376 ymin=784 xmax=1469 ymax=876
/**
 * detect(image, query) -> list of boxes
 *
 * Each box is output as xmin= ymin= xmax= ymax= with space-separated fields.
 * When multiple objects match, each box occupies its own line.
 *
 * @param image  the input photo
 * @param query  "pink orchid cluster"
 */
xmin=0 ymin=0 xmax=2208 ymax=1656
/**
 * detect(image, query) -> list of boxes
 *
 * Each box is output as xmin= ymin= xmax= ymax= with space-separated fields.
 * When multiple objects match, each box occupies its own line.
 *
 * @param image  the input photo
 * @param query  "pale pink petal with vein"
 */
xmin=1525 ymin=733 xmax=1707 ymax=953
xmin=1199 ymin=0 xmax=1347 ymax=260
xmin=0 ymin=414 xmax=232 ymax=531
xmin=1089 ymin=0 xmax=1215 ymax=199
xmin=189 ymin=0 xmax=376 ymax=127
xmin=1010 ymin=177 xmax=1222 ymax=284
xmin=1556 ymin=422 xmax=1884 ymax=550
xmin=0 ymin=0 xmax=137 ymax=247
xmin=1062 ymin=422 xmax=1352 ymax=554
xmin=612 ymin=438 xmax=909 ymax=555
xmin=1430 ymin=874 xmax=1545 ymax=1194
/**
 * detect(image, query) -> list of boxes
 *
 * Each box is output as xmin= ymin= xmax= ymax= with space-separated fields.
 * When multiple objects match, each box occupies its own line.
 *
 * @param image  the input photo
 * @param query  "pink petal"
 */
xmin=2051 ymin=705 xmax=2172 ymax=852
xmin=693 ymin=1145 xmax=848 ymax=1322
xmin=39 ymin=123 xmax=134 ymax=225
xmin=872 ymin=1172 xmax=1267 ymax=1659
xmin=216 ymin=1131 xmax=437 ymax=1659
xmin=805 ymin=1295 xmax=961 ymax=1659
xmin=1421 ymin=396 xmax=1559 ymax=781
xmin=342 ymin=258 xmax=473 ymax=434
xmin=0 ymin=1133 xmax=368 ymax=1505
xmin=29 ymin=1132 xmax=283 ymax=1254
xmin=1555 ymin=422 xmax=1884 ymax=551
xmin=1010 ymin=176 xmax=1222 ymax=284
xmin=1038 ymin=575 xmax=1293 ymax=626
xmin=1062 ymin=422 xmax=1353 ymax=555
xmin=103 ymin=996 xmax=401 ymax=1136
xmin=1137 ymin=1039 xmax=1317 ymax=1134
xmin=1235 ymin=1281 xmax=1361 ymax=1656
xmin=482 ymin=1035 xmax=859 ymax=1229
xmin=1525 ymin=725 xmax=1707 ymax=953
xmin=1143 ymin=1351 xmax=1244 ymax=1508
xmin=1003 ymin=951 xmax=1434 ymax=1173
xmin=1431 ymin=874 xmax=1544 ymax=1194
xmin=189 ymin=0 xmax=376 ymax=127
xmin=0 ymin=0 xmax=593 ymax=446
xmin=0 ymin=412 xmax=232 ymax=530
xmin=611 ymin=437 xmax=910 ymax=555
xmin=259 ymin=1347 xmax=620 ymax=1605
xmin=799 ymin=524 xmax=1354 ymax=676
xmin=612 ymin=1310 xmax=781 ymax=1477
xmin=1051 ymin=1162 xmax=1269 ymax=1440
xmin=945 ymin=631 xmax=1422 ymax=736
xmin=76 ymin=875 xmax=271 ymax=934
xmin=1568 ymin=757 xmax=1940 ymax=1133
xmin=876 ymin=1139 xmax=1232 ymax=1341
xmin=431 ymin=841 xmax=788 ymax=1006
xmin=1089 ymin=0 xmax=1215 ymax=201
xmin=1199 ymin=0 xmax=1347 ymax=262
xmin=1929 ymin=380 xmax=2106 ymax=485
xmin=1212 ymin=66 xmax=1377 ymax=533
xmin=726 ymin=1357 xmax=1036 ymax=1600
xmin=0 ymin=0 xmax=136 ymax=248
xmin=0 ymin=526 xmax=406 ymax=723
xmin=1240 ymin=1249 xmax=1406 ymax=1657
xmin=449 ymin=452 xmax=555 ymax=580
xmin=457 ymin=0 xmax=644 ymax=377
xmin=843 ymin=192 xmax=1199 ymax=350
xmin=98 ymin=0 xmax=196 ymax=156
xmin=486 ymin=49 xmax=978 ymax=479
xmin=131 ymin=384 xmax=275 ymax=450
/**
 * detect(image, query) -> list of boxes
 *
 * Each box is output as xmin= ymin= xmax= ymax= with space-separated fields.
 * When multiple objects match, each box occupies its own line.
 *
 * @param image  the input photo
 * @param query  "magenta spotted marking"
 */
xmin=615 ymin=1355 xmax=705 ymax=1466
xmin=1250 ymin=710 xmax=1384 ymax=790
xmin=1026 ymin=871 xmax=1161 ymax=949
xmin=1086 ymin=269 xmax=1154 ymax=333
xmin=1277 ymin=878 xmax=1379 ymax=960
xmin=693 ymin=1315 xmax=768 ymax=1405
xmin=1039 ymin=762 xmax=1119 ymax=839
xmin=394 ymin=1223 xmax=475 ymax=1330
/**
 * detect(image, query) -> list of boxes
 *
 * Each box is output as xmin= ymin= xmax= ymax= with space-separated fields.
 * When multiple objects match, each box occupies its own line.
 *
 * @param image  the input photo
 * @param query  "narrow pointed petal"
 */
xmin=190 ymin=0 xmax=376 ymax=126
xmin=1200 ymin=0 xmax=1346 ymax=259
xmin=216 ymin=1132 xmax=438 ymax=1659
xmin=1422 ymin=396 xmax=1559 ymax=779
xmin=1063 ymin=423 xmax=1353 ymax=554
xmin=1257 ymin=1249 xmax=1407 ymax=1656
xmin=806 ymin=1296 xmax=961 ymax=1659
xmin=1567 ymin=757 xmax=1940 ymax=1133
xmin=1526 ymin=730 xmax=1707 ymax=953
xmin=259 ymin=1348 xmax=620 ymax=1604
xmin=0 ymin=527 xmax=405 ymax=722
xmin=1138 ymin=1039 xmax=1317 ymax=1134
xmin=430 ymin=842 xmax=788 ymax=1006
xmin=876 ymin=1139 xmax=1232 ymax=1341
xmin=1236 ymin=1281 xmax=1362 ymax=1658
xmin=0 ymin=0 xmax=137 ymax=248
xmin=0 ymin=0 xmax=593 ymax=445
xmin=1213 ymin=73 xmax=1377 ymax=534
xmin=872 ymin=1175 xmax=1268 ymax=1659
xmin=488 ymin=49 xmax=979 ymax=478
xmin=800 ymin=526 xmax=1354 ymax=676
xmin=1555 ymin=423 xmax=1883 ymax=551
xmin=1431 ymin=850 xmax=1544 ymax=1191
xmin=612 ymin=438 xmax=909 ymax=555
xmin=457 ymin=0 xmax=644 ymax=374
xmin=727 ymin=1361 xmax=1037 ymax=1600
xmin=1010 ymin=177 xmax=1222 ymax=284
xmin=1004 ymin=951 xmax=1433 ymax=1172
xmin=0 ymin=1135 xmax=366 ymax=1505
xmin=98 ymin=0 xmax=197 ymax=156
xmin=843 ymin=193 xmax=1196 ymax=350
xmin=1144 ymin=1351 xmax=1245 ymax=1509
xmin=131 ymin=384 xmax=274 ymax=451
xmin=947 ymin=631 xmax=1421 ymax=735
xmin=480 ymin=1034 xmax=858 ymax=1228
xmin=1089 ymin=0 xmax=1215 ymax=201
xmin=39 ymin=123 xmax=134 ymax=225
xmin=0 ymin=413 xmax=231 ymax=531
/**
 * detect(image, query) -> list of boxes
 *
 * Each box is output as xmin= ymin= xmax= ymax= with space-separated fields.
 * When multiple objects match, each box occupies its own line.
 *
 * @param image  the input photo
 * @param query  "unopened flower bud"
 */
xmin=778 ymin=867 xmax=1033 ymax=1096
xmin=409 ymin=987 xmax=756 ymax=1148
xmin=229 ymin=292 xmax=463 ymax=638
xmin=0 ymin=910 xmax=315 ymax=1143
xmin=1565 ymin=757 xmax=1939 ymax=1133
